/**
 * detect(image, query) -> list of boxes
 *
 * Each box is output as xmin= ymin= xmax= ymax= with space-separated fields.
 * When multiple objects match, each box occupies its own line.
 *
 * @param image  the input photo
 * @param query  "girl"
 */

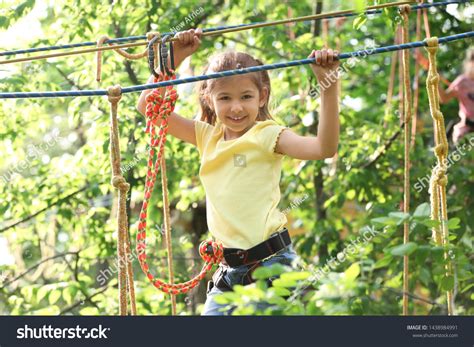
xmin=439 ymin=48 xmax=474 ymax=144
xmin=136 ymin=28 xmax=340 ymax=315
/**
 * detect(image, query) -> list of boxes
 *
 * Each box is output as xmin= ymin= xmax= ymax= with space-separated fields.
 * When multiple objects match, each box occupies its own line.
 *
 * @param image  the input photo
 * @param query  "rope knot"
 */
xmin=433 ymin=110 xmax=443 ymax=121
xmin=434 ymin=144 xmax=448 ymax=158
xmin=435 ymin=167 xmax=448 ymax=186
xmin=199 ymin=240 xmax=224 ymax=264
xmin=399 ymin=4 xmax=411 ymax=15
xmin=112 ymin=175 xmax=130 ymax=192
xmin=107 ymin=85 xmax=122 ymax=103
xmin=425 ymin=37 xmax=439 ymax=54
xmin=429 ymin=74 xmax=440 ymax=85
xmin=146 ymin=31 xmax=161 ymax=42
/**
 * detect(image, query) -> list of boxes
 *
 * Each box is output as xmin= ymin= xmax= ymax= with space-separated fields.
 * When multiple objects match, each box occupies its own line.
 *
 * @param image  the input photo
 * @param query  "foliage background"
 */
xmin=0 ymin=0 xmax=472 ymax=315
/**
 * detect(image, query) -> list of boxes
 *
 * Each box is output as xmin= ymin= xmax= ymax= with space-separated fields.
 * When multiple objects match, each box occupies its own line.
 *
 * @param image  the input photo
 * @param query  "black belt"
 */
xmin=222 ymin=228 xmax=291 ymax=267
xmin=208 ymin=228 xmax=292 ymax=293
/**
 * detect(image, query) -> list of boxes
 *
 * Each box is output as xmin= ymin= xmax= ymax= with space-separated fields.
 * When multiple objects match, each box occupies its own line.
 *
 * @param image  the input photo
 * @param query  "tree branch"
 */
xmin=0 ymin=186 xmax=88 ymax=234
xmin=360 ymin=124 xmax=404 ymax=169
xmin=59 ymin=285 xmax=109 ymax=315
xmin=0 ymin=251 xmax=80 ymax=289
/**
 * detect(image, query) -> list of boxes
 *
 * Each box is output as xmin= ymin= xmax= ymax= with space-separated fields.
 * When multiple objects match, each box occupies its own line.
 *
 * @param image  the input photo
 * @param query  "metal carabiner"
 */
xmin=159 ymin=34 xmax=175 ymax=77
xmin=147 ymin=34 xmax=161 ymax=78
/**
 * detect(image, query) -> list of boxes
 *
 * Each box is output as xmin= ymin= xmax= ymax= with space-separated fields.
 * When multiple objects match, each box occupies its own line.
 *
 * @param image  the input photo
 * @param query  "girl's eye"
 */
xmin=242 ymin=95 xmax=253 ymax=99
xmin=219 ymin=96 xmax=230 ymax=100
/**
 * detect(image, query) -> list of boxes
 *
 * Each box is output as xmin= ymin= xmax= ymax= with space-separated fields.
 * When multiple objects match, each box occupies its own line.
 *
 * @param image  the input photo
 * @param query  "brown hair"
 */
xmin=198 ymin=51 xmax=273 ymax=125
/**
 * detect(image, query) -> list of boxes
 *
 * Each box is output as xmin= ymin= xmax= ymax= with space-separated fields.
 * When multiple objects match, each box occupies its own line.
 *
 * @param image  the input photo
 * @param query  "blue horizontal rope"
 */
xmin=0 ymin=0 xmax=469 ymax=57
xmin=0 ymin=31 xmax=472 ymax=99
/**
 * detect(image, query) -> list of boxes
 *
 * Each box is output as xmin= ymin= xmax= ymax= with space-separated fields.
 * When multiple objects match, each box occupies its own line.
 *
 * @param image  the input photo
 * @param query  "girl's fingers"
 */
xmin=315 ymin=50 xmax=322 ymax=65
xmin=327 ymin=49 xmax=334 ymax=65
xmin=310 ymin=48 xmax=340 ymax=66
xmin=321 ymin=49 xmax=328 ymax=65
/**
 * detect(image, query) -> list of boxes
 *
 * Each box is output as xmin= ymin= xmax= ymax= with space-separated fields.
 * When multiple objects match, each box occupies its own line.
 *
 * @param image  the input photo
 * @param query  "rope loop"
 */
xmin=136 ymin=71 xmax=221 ymax=295
xmin=199 ymin=240 xmax=224 ymax=264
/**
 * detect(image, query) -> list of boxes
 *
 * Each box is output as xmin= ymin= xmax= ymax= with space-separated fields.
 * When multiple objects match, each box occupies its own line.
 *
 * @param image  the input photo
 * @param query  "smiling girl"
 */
xmin=137 ymin=28 xmax=340 ymax=315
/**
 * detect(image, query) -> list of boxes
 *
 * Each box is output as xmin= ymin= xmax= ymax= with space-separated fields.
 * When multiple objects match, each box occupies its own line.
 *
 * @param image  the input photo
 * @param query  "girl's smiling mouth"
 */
xmin=228 ymin=116 xmax=247 ymax=122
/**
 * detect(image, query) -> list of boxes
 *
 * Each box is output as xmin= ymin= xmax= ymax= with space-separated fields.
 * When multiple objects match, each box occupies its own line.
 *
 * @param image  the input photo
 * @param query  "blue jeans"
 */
xmin=201 ymin=245 xmax=298 ymax=316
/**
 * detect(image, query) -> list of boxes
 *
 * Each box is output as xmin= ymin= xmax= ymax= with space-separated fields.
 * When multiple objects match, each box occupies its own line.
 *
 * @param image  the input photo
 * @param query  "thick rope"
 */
xmin=160 ymin=155 xmax=177 ymax=314
xmin=96 ymin=32 xmax=160 ymax=82
xmin=424 ymin=37 xmax=455 ymax=315
xmin=1 ymin=1 xmax=464 ymax=59
xmin=0 ymin=1 xmax=442 ymax=66
xmin=107 ymin=85 xmax=137 ymax=315
xmin=1 ymin=31 xmax=473 ymax=99
xmin=136 ymin=72 xmax=223 ymax=295
xmin=383 ymin=24 xmax=400 ymax=129
xmin=149 ymin=44 xmax=176 ymax=313
xmin=400 ymin=4 xmax=413 ymax=316
xmin=411 ymin=1 xmax=423 ymax=148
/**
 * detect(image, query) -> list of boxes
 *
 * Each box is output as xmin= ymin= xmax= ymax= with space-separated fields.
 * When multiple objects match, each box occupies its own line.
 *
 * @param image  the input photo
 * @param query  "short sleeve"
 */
xmin=256 ymin=120 xmax=288 ymax=157
xmin=194 ymin=119 xmax=214 ymax=155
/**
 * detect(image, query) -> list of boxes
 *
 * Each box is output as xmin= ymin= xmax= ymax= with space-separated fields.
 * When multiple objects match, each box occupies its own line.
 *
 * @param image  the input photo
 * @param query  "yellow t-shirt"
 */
xmin=195 ymin=118 xmax=288 ymax=249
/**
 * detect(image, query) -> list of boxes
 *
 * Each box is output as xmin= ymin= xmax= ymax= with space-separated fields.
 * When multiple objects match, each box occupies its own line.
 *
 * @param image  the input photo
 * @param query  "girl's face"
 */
xmin=208 ymin=75 xmax=268 ymax=139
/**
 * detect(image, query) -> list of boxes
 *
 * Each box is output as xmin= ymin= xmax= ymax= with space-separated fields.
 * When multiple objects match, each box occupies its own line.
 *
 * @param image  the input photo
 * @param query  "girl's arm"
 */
xmin=438 ymin=83 xmax=457 ymax=104
xmin=276 ymin=49 xmax=340 ymax=160
xmin=137 ymin=75 xmax=197 ymax=146
xmin=136 ymin=29 xmax=202 ymax=146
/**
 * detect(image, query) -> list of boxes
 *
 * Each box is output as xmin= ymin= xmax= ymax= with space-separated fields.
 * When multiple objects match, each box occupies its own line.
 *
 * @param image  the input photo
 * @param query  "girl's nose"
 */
xmin=230 ymin=101 xmax=243 ymax=112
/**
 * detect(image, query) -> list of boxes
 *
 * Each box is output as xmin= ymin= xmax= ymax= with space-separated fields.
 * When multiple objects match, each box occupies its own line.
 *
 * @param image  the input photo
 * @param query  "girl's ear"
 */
xmin=259 ymin=87 xmax=269 ymax=108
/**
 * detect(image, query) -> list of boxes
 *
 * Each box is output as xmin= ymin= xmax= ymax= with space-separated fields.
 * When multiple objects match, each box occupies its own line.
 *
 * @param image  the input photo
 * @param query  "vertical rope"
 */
xmin=124 ymin=224 xmax=137 ymax=315
xmin=411 ymin=2 xmax=422 ymax=148
xmin=161 ymin=153 xmax=177 ymax=315
xmin=397 ymin=25 xmax=405 ymax=127
xmin=107 ymin=85 xmax=133 ymax=315
xmin=400 ymin=5 xmax=413 ymax=316
xmin=384 ymin=48 xmax=398 ymax=128
xmin=424 ymin=38 xmax=455 ymax=315
xmin=422 ymin=4 xmax=431 ymax=39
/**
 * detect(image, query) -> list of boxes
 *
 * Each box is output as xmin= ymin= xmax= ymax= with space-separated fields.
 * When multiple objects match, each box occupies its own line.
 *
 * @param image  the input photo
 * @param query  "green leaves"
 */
xmin=0 ymin=0 xmax=36 ymax=29
xmin=49 ymin=289 xmax=61 ymax=305
xmin=413 ymin=203 xmax=431 ymax=218
xmin=252 ymin=263 xmax=286 ymax=280
xmin=440 ymin=276 xmax=455 ymax=292
xmin=389 ymin=242 xmax=418 ymax=257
